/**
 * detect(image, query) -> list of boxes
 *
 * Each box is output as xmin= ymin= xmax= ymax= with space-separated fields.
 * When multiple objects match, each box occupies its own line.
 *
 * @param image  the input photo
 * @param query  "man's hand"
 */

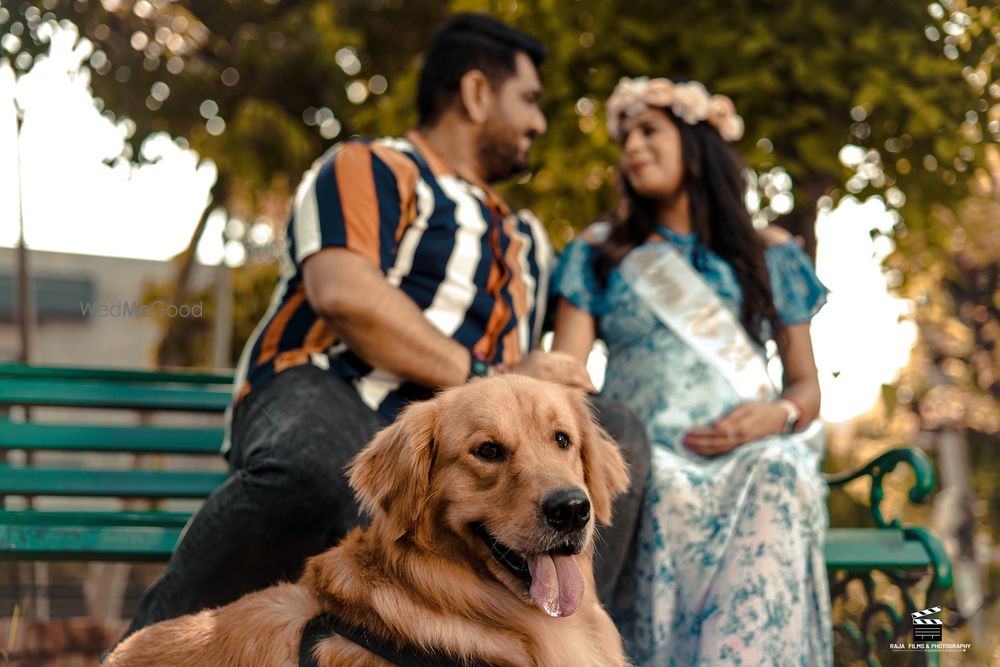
xmin=682 ymin=401 xmax=787 ymax=457
xmin=507 ymin=350 xmax=597 ymax=393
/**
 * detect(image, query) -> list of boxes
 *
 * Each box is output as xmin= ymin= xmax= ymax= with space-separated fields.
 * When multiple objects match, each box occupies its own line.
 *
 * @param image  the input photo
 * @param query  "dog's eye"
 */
xmin=555 ymin=431 xmax=571 ymax=449
xmin=474 ymin=442 xmax=506 ymax=461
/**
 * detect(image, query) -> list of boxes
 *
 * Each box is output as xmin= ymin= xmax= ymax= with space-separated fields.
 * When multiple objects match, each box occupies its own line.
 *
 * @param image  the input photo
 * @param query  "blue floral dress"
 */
xmin=554 ymin=227 xmax=833 ymax=666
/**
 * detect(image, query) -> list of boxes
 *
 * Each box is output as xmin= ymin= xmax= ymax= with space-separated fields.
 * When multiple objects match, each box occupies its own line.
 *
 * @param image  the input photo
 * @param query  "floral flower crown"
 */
xmin=605 ymin=77 xmax=745 ymax=143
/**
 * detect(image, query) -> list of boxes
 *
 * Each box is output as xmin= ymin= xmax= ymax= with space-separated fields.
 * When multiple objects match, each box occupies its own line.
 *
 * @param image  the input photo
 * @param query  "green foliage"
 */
xmin=4 ymin=0 xmax=449 ymax=217
xmin=369 ymin=0 xmax=996 ymax=254
xmin=5 ymin=0 xmax=995 ymax=251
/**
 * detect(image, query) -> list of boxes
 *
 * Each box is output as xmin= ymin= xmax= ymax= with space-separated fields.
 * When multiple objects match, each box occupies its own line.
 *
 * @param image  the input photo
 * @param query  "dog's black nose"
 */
xmin=542 ymin=489 xmax=591 ymax=532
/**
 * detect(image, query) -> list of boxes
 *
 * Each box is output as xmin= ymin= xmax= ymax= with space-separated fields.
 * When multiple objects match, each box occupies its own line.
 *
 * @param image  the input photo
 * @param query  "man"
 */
xmin=123 ymin=13 xmax=649 ymax=638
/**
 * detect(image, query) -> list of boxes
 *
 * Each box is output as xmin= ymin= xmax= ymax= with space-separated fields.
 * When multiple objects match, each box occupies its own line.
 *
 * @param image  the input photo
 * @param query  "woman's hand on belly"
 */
xmin=682 ymin=401 xmax=787 ymax=456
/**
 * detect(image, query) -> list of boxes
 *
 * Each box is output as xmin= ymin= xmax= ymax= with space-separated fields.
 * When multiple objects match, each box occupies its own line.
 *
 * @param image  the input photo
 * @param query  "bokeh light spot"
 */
xmin=346 ymin=80 xmax=368 ymax=104
xmin=206 ymin=116 xmax=225 ymax=136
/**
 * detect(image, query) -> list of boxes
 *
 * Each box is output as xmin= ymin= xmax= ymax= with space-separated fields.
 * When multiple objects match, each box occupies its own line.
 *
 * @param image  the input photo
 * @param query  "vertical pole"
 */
xmin=933 ymin=429 xmax=986 ymax=642
xmin=3 ymin=61 xmax=34 ymax=364
xmin=6 ymin=61 xmax=47 ymax=621
xmin=15 ymin=162 xmax=33 ymax=365
xmin=212 ymin=263 xmax=233 ymax=369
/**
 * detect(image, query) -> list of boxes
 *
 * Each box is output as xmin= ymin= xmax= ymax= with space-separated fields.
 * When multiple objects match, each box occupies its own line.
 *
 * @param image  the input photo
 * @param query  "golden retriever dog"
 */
xmin=105 ymin=375 xmax=631 ymax=666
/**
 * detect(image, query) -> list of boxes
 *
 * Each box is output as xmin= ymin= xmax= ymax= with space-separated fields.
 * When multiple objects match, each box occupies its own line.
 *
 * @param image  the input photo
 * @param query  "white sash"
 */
xmin=620 ymin=240 xmax=775 ymax=402
xmin=615 ymin=234 xmax=826 ymax=454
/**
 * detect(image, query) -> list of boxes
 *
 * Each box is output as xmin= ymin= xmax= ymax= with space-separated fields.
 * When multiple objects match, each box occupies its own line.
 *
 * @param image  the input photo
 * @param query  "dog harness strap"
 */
xmin=299 ymin=612 xmax=499 ymax=667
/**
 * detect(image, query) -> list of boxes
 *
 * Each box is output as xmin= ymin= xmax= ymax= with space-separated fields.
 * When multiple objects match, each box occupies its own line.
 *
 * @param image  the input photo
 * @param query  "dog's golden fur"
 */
xmin=106 ymin=375 xmax=631 ymax=666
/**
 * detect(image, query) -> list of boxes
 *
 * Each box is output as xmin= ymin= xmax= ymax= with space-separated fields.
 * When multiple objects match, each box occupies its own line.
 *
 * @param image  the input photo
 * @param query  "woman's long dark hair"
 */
xmin=595 ymin=107 xmax=782 ymax=346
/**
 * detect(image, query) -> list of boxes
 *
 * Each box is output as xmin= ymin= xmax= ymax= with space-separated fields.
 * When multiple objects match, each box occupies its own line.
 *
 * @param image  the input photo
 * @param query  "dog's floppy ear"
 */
xmin=348 ymin=398 xmax=438 ymax=539
xmin=572 ymin=393 xmax=630 ymax=525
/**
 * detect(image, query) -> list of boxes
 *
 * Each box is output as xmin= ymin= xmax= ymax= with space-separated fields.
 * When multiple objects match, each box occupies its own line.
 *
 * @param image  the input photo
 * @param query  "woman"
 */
xmin=552 ymin=77 xmax=832 ymax=666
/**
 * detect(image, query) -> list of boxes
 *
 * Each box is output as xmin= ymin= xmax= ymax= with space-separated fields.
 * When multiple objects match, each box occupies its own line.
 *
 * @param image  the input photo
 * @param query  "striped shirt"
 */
xmin=233 ymin=130 xmax=555 ymax=420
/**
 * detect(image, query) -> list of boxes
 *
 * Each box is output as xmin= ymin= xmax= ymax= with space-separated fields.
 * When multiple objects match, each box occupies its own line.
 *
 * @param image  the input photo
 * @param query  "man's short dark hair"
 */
xmin=417 ymin=13 xmax=546 ymax=127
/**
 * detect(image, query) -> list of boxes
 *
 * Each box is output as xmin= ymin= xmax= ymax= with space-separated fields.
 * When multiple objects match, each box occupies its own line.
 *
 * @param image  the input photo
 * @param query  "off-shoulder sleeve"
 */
xmin=765 ymin=242 xmax=828 ymax=324
xmin=551 ymin=236 xmax=612 ymax=316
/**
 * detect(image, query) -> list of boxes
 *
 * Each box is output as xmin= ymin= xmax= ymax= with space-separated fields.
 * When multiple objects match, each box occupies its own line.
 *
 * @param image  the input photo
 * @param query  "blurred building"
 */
xmin=0 ymin=247 xmax=206 ymax=366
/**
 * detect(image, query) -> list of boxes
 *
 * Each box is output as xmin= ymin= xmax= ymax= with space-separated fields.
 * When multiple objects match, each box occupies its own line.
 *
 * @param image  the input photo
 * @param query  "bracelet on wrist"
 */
xmin=771 ymin=397 xmax=805 ymax=434
xmin=468 ymin=350 xmax=491 ymax=380
xmin=785 ymin=396 xmax=806 ymax=431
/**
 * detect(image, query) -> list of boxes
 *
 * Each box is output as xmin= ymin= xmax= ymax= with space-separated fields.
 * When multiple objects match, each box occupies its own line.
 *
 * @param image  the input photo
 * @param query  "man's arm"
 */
xmin=304 ymin=248 xmax=471 ymax=389
xmin=304 ymin=248 xmax=596 ymax=392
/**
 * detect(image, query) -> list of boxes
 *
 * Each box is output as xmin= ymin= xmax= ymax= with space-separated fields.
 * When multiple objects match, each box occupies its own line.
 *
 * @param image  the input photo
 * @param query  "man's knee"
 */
xmin=233 ymin=367 xmax=386 ymax=466
xmin=229 ymin=421 xmax=359 ymax=521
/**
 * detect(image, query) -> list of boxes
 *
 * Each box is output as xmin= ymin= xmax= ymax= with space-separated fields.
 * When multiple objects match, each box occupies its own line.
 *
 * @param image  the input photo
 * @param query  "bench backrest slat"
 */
xmin=0 ymin=422 xmax=224 ymax=455
xmin=0 ymin=523 xmax=185 ymax=561
xmin=0 ymin=509 xmax=192 ymax=528
xmin=0 ymin=378 xmax=232 ymax=412
xmin=0 ymin=466 xmax=227 ymax=498
xmin=0 ymin=363 xmax=233 ymax=385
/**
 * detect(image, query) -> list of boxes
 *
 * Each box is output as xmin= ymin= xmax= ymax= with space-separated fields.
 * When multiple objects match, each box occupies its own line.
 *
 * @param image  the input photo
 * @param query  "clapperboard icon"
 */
xmin=911 ymin=606 xmax=943 ymax=641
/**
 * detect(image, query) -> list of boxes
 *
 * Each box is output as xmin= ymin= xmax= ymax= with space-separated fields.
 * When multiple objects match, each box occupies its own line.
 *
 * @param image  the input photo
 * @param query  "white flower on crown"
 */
xmin=613 ymin=77 xmax=650 ymax=117
xmin=706 ymin=94 xmax=735 ymax=123
xmin=717 ymin=114 xmax=745 ymax=142
xmin=707 ymin=93 xmax=744 ymax=142
xmin=670 ymin=81 xmax=711 ymax=125
xmin=605 ymin=76 xmax=745 ymax=143
xmin=644 ymin=78 xmax=675 ymax=107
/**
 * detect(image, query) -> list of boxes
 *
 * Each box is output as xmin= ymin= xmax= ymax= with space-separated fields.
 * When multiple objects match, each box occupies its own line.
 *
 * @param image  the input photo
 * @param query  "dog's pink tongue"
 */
xmin=527 ymin=553 xmax=583 ymax=617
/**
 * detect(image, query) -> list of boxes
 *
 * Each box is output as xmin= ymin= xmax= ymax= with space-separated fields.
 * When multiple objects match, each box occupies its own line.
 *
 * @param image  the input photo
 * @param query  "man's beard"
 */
xmin=476 ymin=116 xmax=530 ymax=183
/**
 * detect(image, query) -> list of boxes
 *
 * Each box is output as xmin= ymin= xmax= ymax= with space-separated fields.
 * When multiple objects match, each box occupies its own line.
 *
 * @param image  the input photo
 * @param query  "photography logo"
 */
xmin=911 ymin=606 xmax=943 ymax=642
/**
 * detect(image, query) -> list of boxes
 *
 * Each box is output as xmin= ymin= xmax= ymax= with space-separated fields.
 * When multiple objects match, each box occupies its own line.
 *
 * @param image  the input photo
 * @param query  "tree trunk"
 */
xmin=156 ymin=177 xmax=230 ymax=369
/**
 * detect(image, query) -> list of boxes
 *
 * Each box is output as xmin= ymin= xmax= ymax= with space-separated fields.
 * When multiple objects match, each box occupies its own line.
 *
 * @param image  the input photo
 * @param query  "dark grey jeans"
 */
xmin=122 ymin=365 xmax=649 ymax=640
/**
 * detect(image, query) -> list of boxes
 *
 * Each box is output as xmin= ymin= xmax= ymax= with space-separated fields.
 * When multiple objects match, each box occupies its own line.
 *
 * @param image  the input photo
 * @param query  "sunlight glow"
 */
xmin=812 ymin=198 xmax=918 ymax=422
xmin=0 ymin=23 xmax=215 ymax=262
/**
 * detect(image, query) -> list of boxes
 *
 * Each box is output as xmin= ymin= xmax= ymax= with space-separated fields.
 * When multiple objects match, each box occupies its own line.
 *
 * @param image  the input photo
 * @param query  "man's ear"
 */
xmin=348 ymin=399 xmax=438 ymax=540
xmin=458 ymin=69 xmax=494 ymax=124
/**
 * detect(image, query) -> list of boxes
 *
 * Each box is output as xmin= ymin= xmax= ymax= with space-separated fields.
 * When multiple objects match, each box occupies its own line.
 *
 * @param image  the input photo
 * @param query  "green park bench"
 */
xmin=0 ymin=362 xmax=953 ymax=664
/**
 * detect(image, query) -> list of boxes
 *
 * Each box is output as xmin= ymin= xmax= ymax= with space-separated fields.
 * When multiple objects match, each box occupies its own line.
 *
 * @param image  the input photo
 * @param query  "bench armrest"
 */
xmin=823 ymin=446 xmax=935 ymax=529
xmin=825 ymin=448 xmax=955 ymax=663
xmin=902 ymin=525 xmax=954 ymax=591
